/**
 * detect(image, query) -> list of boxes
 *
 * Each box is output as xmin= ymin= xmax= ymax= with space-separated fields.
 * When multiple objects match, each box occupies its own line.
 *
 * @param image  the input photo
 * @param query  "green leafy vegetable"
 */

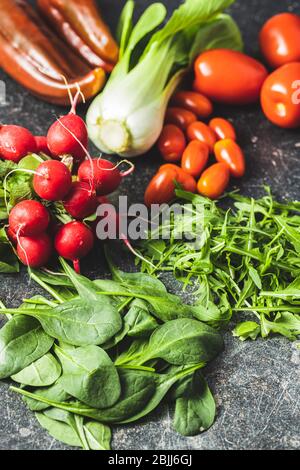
xmin=1 ymin=298 xmax=122 ymax=347
xmin=35 ymin=412 xmax=82 ymax=448
xmin=11 ymin=353 xmax=61 ymax=387
xmin=0 ymin=316 xmax=54 ymax=379
xmin=54 ymin=344 xmax=121 ymax=409
xmin=87 ymin=0 xmax=242 ymax=157
xmin=116 ymin=319 xmax=223 ymax=366
xmin=173 ymin=372 xmax=216 ymax=436
xmin=137 ymin=189 xmax=300 ymax=341
xmin=23 ymin=381 xmax=70 ymax=412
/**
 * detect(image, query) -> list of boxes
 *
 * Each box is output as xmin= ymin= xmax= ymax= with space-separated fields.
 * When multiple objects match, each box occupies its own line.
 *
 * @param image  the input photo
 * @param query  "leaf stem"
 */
xmin=30 ymin=272 xmax=64 ymax=304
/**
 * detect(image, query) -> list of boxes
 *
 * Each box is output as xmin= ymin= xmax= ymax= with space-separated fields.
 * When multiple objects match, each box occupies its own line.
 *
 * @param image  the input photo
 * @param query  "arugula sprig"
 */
xmin=136 ymin=188 xmax=300 ymax=341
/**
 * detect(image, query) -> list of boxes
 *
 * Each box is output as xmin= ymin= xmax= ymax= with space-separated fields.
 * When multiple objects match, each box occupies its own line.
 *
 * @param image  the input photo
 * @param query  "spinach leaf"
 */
xmin=42 ymin=407 xmax=111 ymax=450
xmin=23 ymin=381 xmax=70 ymax=412
xmin=11 ymin=353 xmax=61 ymax=387
xmin=0 ymin=316 xmax=54 ymax=379
xmin=3 ymin=298 xmax=122 ymax=347
xmin=115 ymin=339 xmax=149 ymax=366
xmin=120 ymin=365 xmax=201 ymax=424
xmin=31 ymin=270 xmax=74 ymax=288
xmin=126 ymin=299 xmax=159 ymax=337
xmin=103 ymin=300 xmax=158 ymax=350
xmin=60 ymin=258 xmax=100 ymax=301
xmin=35 ymin=412 xmax=82 ymax=448
xmin=173 ymin=372 xmax=216 ymax=436
xmin=43 ymin=407 xmax=89 ymax=449
xmin=106 ymin=248 xmax=167 ymax=296
xmin=54 ymin=344 xmax=121 ymax=409
xmin=84 ymin=421 xmax=111 ymax=450
xmin=123 ymin=319 xmax=224 ymax=366
xmin=12 ymin=368 xmax=157 ymax=423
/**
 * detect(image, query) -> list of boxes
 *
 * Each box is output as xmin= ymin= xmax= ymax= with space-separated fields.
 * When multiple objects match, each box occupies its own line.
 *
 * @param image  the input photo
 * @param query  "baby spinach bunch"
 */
xmin=0 ymin=257 xmax=224 ymax=449
xmin=137 ymin=189 xmax=300 ymax=341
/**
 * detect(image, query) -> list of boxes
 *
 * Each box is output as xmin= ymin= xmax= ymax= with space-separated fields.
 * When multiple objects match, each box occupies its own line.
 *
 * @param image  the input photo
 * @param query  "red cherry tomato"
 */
xmin=261 ymin=62 xmax=300 ymax=128
xmin=181 ymin=140 xmax=209 ymax=178
xmin=165 ymin=107 xmax=197 ymax=131
xmin=214 ymin=139 xmax=245 ymax=178
xmin=194 ymin=49 xmax=268 ymax=105
xmin=209 ymin=118 xmax=237 ymax=141
xmin=158 ymin=125 xmax=186 ymax=162
xmin=171 ymin=91 xmax=213 ymax=118
xmin=197 ymin=163 xmax=230 ymax=200
xmin=187 ymin=121 xmax=217 ymax=153
xmin=260 ymin=13 xmax=300 ymax=69
xmin=144 ymin=167 xmax=178 ymax=206
xmin=158 ymin=164 xmax=197 ymax=193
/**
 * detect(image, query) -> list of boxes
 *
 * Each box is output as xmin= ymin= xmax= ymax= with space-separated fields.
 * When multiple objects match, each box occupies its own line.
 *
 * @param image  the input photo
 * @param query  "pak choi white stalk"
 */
xmin=86 ymin=0 xmax=243 ymax=158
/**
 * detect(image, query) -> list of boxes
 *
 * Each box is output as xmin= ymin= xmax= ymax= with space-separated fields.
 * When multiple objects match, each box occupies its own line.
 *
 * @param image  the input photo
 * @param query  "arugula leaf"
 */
xmin=233 ymin=322 xmax=261 ymax=341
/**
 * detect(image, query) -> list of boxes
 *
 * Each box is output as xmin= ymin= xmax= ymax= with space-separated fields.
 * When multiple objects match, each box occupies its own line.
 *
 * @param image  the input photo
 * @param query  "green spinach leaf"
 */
xmin=0 ymin=316 xmax=54 ymax=379
xmin=54 ymin=344 xmax=121 ymax=408
xmin=11 ymin=353 xmax=61 ymax=387
xmin=121 ymin=319 xmax=224 ymax=366
xmin=23 ymin=381 xmax=70 ymax=412
xmin=173 ymin=372 xmax=216 ymax=436
xmin=2 ymin=298 xmax=122 ymax=347
xmin=35 ymin=412 xmax=82 ymax=448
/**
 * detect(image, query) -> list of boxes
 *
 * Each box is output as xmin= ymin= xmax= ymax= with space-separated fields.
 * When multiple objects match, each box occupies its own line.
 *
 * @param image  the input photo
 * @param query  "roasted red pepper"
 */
xmin=37 ymin=0 xmax=119 ymax=73
xmin=0 ymin=0 xmax=106 ymax=105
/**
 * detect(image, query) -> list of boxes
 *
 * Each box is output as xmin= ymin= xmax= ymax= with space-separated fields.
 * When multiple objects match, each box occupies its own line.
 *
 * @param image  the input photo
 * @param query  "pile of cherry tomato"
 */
xmin=145 ymin=91 xmax=245 ymax=205
xmin=145 ymin=11 xmax=300 ymax=205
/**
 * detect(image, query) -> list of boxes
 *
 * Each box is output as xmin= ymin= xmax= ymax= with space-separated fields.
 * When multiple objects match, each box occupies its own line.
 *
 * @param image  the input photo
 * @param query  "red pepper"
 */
xmin=37 ymin=0 xmax=119 ymax=72
xmin=0 ymin=0 xmax=105 ymax=105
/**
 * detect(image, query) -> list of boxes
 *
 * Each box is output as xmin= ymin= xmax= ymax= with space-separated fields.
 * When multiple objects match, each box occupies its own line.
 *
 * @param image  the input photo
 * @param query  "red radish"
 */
xmin=6 ymin=226 xmax=17 ymax=246
xmin=78 ymin=159 xmax=131 ymax=196
xmin=33 ymin=160 xmax=72 ymax=201
xmin=35 ymin=136 xmax=51 ymax=155
xmin=9 ymin=200 xmax=50 ymax=237
xmin=55 ymin=222 xmax=94 ymax=268
xmin=47 ymin=115 xmax=88 ymax=162
xmin=17 ymin=233 xmax=52 ymax=268
xmin=0 ymin=125 xmax=37 ymax=162
xmin=63 ymin=182 xmax=98 ymax=220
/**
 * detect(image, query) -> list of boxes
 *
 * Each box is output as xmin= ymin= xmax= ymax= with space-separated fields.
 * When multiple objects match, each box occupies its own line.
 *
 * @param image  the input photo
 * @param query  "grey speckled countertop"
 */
xmin=0 ymin=0 xmax=300 ymax=451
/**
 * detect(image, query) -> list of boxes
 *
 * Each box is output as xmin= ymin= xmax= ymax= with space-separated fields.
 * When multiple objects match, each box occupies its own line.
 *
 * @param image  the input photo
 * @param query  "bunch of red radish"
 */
xmin=0 ymin=93 xmax=133 ymax=272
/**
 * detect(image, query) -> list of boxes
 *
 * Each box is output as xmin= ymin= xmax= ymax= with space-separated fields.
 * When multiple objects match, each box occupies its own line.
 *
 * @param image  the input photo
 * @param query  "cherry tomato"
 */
xmin=214 ymin=139 xmax=245 ymax=178
xmin=259 ymin=13 xmax=300 ymax=69
xmin=209 ymin=118 xmax=237 ymax=141
xmin=171 ymin=91 xmax=213 ymax=118
xmin=159 ymin=164 xmax=197 ymax=194
xmin=197 ymin=163 xmax=230 ymax=200
xmin=261 ymin=62 xmax=300 ymax=128
xmin=187 ymin=121 xmax=217 ymax=153
xmin=181 ymin=140 xmax=209 ymax=178
xmin=144 ymin=167 xmax=178 ymax=206
xmin=194 ymin=49 xmax=268 ymax=105
xmin=165 ymin=107 xmax=197 ymax=131
xmin=158 ymin=125 xmax=186 ymax=162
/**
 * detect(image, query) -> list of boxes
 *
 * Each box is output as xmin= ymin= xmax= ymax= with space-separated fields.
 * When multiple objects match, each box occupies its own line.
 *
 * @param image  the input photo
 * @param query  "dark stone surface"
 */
xmin=0 ymin=0 xmax=300 ymax=451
